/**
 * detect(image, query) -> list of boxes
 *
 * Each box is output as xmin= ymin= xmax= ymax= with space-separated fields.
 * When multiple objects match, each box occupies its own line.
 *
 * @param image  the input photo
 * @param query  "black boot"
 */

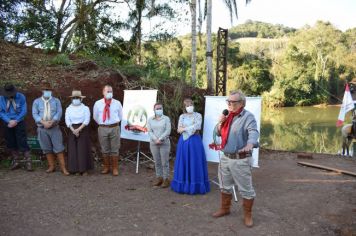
xmin=24 ymin=151 xmax=33 ymax=171
xmin=10 ymin=151 xmax=21 ymax=170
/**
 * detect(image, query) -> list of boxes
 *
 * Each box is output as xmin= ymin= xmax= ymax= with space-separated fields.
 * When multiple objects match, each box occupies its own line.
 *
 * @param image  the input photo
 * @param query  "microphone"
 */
xmin=222 ymin=109 xmax=229 ymax=116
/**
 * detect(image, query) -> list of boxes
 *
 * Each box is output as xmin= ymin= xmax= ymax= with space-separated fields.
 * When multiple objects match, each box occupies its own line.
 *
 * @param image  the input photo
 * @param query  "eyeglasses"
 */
xmin=226 ymin=99 xmax=240 ymax=105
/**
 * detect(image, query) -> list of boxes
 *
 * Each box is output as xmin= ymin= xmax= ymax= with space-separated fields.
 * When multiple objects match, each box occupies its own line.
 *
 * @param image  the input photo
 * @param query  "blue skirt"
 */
xmin=171 ymin=134 xmax=210 ymax=195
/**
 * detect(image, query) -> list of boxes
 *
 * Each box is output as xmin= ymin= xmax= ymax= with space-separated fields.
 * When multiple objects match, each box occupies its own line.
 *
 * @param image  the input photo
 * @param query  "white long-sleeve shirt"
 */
xmin=93 ymin=98 xmax=123 ymax=125
xmin=65 ymin=104 xmax=90 ymax=127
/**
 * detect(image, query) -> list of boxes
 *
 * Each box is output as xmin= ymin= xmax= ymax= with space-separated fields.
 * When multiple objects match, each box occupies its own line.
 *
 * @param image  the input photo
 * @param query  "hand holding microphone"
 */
xmin=218 ymin=109 xmax=229 ymax=124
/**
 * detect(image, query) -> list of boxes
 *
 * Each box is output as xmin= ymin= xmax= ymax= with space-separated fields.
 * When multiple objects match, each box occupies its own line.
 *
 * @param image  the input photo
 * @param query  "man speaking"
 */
xmin=212 ymin=90 xmax=259 ymax=228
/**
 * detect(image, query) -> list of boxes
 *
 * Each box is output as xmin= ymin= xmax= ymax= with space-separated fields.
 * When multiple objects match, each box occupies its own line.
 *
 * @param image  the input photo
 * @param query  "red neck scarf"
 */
xmin=220 ymin=107 xmax=243 ymax=149
xmin=103 ymin=98 xmax=112 ymax=122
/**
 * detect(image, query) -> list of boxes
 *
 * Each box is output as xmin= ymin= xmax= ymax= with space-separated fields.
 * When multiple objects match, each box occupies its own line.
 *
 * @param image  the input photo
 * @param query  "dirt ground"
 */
xmin=0 ymin=149 xmax=355 ymax=236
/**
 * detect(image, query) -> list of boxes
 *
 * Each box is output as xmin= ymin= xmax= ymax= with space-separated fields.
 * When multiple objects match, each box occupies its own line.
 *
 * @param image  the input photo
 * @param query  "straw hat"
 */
xmin=69 ymin=90 xmax=86 ymax=98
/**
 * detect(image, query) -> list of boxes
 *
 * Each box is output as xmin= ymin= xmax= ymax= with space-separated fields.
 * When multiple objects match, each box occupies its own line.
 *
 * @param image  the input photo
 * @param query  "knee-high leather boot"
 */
xmin=56 ymin=152 xmax=70 ymax=176
xmin=111 ymin=156 xmax=119 ymax=176
xmin=46 ymin=153 xmax=56 ymax=173
xmin=243 ymin=198 xmax=254 ymax=227
xmin=101 ymin=155 xmax=110 ymax=174
xmin=212 ymin=192 xmax=232 ymax=217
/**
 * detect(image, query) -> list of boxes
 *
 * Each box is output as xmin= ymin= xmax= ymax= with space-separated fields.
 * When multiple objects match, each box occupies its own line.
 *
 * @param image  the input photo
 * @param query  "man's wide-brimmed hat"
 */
xmin=2 ymin=83 xmax=17 ymax=97
xmin=69 ymin=90 xmax=86 ymax=98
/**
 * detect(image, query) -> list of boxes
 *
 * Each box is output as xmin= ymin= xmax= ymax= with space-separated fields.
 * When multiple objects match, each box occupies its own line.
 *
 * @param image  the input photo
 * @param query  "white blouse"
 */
xmin=178 ymin=112 xmax=202 ymax=140
xmin=65 ymin=104 xmax=90 ymax=127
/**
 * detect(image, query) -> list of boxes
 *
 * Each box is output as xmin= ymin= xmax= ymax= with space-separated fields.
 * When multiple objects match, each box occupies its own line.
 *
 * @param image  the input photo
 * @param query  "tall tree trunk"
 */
xmin=206 ymin=0 xmax=213 ymax=93
xmin=136 ymin=0 xmax=144 ymax=65
xmin=54 ymin=0 xmax=68 ymax=51
xmin=190 ymin=0 xmax=197 ymax=86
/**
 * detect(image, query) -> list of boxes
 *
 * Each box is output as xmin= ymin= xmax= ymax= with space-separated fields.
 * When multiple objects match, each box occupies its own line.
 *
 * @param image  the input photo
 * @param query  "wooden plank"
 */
xmin=297 ymin=161 xmax=356 ymax=178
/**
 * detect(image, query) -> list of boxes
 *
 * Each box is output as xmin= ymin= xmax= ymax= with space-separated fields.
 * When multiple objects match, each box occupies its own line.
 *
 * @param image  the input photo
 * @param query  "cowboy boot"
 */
xmin=161 ymin=178 xmax=170 ymax=188
xmin=46 ymin=153 xmax=56 ymax=173
xmin=10 ymin=150 xmax=21 ymax=170
xmin=111 ymin=156 xmax=119 ymax=176
xmin=152 ymin=177 xmax=163 ymax=187
xmin=24 ymin=151 xmax=33 ymax=171
xmin=56 ymin=152 xmax=70 ymax=176
xmin=101 ymin=155 xmax=110 ymax=174
xmin=243 ymin=198 xmax=254 ymax=227
xmin=212 ymin=192 xmax=233 ymax=217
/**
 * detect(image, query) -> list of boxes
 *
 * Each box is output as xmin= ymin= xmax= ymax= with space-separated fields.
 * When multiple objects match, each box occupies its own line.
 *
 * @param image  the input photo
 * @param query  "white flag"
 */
xmin=336 ymin=83 xmax=354 ymax=127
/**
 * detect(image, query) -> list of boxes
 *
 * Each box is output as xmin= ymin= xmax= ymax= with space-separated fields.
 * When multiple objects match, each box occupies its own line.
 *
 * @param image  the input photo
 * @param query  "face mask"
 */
xmin=72 ymin=99 xmax=81 ymax=106
xmin=155 ymin=109 xmax=163 ymax=117
xmin=105 ymin=92 xmax=113 ymax=100
xmin=186 ymin=105 xmax=194 ymax=113
xmin=43 ymin=91 xmax=52 ymax=99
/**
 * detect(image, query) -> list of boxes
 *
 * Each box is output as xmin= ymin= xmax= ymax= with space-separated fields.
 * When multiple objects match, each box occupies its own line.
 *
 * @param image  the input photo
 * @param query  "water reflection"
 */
xmin=261 ymin=106 xmax=349 ymax=154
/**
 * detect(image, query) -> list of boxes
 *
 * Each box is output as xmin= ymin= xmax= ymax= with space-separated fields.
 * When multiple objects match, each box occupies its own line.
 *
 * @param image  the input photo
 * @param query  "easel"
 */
xmin=124 ymin=141 xmax=154 ymax=174
xmin=122 ymin=86 xmax=156 ymax=173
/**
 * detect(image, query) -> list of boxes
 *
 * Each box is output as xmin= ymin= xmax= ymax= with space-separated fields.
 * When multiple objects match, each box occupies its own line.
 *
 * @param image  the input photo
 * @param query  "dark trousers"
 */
xmin=4 ymin=121 xmax=30 ymax=152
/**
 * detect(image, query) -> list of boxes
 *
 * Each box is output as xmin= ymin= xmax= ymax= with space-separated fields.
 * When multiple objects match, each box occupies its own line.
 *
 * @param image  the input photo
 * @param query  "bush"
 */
xmin=49 ymin=54 xmax=72 ymax=66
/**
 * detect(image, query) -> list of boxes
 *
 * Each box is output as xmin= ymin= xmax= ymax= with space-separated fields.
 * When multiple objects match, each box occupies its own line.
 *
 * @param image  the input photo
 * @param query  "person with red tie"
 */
xmin=93 ymin=85 xmax=123 ymax=176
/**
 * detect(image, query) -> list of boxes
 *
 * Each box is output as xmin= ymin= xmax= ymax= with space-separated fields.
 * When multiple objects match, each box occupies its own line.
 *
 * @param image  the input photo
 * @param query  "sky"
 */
xmin=175 ymin=0 xmax=356 ymax=35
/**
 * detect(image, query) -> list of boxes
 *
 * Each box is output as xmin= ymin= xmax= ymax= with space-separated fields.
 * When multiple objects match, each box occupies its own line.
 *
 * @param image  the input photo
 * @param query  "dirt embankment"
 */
xmin=0 ymin=40 xmax=206 ymax=157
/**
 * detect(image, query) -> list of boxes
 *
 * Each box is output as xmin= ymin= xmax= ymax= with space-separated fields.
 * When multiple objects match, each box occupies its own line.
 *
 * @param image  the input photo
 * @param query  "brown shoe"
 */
xmin=243 ymin=198 xmax=254 ymax=227
xmin=111 ymin=156 xmax=119 ymax=176
xmin=24 ymin=151 xmax=33 ymax=171
xmin=152 ymin=177 xmax=163 ymax=187
xmin=212 ymin=192 xmax=232 ymax=218
xmin=101 ymin=155 xmax=110 ymax=174
xmin=57 ymin=152 xmax=70 ymax=176
xmin=161 ymin=179 xmax=170 ymax=188
xmin=45 ymin=153 xmax=56 ymax=173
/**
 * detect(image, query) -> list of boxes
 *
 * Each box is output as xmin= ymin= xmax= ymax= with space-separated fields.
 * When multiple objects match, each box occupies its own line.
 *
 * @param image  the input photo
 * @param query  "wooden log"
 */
xmin=297 ymin=153 xmax=313 ymax=159
xmin=297 ymin=161 xmax=356 ymax=178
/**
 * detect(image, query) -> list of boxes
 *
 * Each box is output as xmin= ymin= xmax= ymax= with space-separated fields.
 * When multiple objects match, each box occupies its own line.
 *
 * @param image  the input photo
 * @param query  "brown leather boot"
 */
xmin=45 ymin=153 xmax=56 ymax=173
xmin=243 ymin=198 xmax=254 ymax=227
xmin=24 ymin=151 xmax=33 ymax=171
xmin=212 ymin=192 xmax=232 ymax=217
xmin=153 ymin=177 xmax=163 ymax=187
xmin=10 ymin=150 xmax=21 ymax=170
xmin=111 ymin=156 xmax=119 ymax=176
xmin=161 ymin=178 xmax=170 ymax=188
xmin=101 ymin=155 xmax=110 ymax=174
xmin=56 ymin=152 xmax=70 ymax=176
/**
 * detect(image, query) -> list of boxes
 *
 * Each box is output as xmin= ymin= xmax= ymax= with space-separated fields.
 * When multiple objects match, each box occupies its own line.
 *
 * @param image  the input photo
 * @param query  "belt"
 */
xmin=99 ymin=122 xmax=119 ymax=128
xmin=224 ymin=152 xmax=251 ymax=160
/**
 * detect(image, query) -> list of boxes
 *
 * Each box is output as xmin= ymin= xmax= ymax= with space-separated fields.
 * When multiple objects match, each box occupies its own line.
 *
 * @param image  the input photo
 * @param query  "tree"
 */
xmin=205 ymin=0 xmax=251 ymax=93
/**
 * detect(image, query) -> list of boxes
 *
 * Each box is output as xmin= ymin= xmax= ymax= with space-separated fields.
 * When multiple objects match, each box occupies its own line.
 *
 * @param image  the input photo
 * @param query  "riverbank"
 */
xmin=0 ymin=149 xmax=355 ymax=236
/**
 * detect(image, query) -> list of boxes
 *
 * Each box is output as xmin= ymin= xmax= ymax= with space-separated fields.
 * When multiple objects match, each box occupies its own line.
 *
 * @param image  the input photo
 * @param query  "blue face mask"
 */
xmin=72 ymin=98 xmax=81 ymax=106
xmin=43 ymin=91 xmax=52 ymax=99
xmin=105 ymin=92 xmax=113 ymax=100
xmin=155 ymin=109 xmax=163 ymax=117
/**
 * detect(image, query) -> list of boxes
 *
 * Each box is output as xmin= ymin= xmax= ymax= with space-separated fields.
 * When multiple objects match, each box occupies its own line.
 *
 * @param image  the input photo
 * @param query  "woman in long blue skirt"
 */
xmin=171 ymin=98 xmax=210 ymax=195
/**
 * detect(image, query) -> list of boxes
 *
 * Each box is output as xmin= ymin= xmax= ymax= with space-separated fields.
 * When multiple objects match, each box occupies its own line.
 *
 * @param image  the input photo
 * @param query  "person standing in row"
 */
xmin=212 ymin=90 xmax=259 ymax=227
xmin=93 ymin=85 xmax=123 ymax=176
xmin=171 ymin=98 xmax=210 ymax=195
xmin=0 ymin=83 xmax=32 ymax=171
xmin=65 ymin=90 xmax=93 ymax=175
xmin=32 ymin=84 xmax=69 ymax=175
xmin=147 ymin=102 xmax=171 ymax=188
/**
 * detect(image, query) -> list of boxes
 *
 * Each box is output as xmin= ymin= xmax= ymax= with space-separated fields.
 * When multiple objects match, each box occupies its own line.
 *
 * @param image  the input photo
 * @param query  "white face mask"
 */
xmin=155 ymin=109 xmax=163 ymax=117
xmin=105 ymin=92 xmax=113 ymax=100
xmin=186 ymin=105 xmax=194 ymax=113
xmin=72 ymin=99 xmax=81 ymax=106
xmin=43 ymin=91 xmax=52 ymax=99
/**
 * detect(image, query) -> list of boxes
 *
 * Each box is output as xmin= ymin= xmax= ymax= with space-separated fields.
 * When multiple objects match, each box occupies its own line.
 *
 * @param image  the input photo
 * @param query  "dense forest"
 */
xmin=1 ymin=1 xmax=355 ymax=107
